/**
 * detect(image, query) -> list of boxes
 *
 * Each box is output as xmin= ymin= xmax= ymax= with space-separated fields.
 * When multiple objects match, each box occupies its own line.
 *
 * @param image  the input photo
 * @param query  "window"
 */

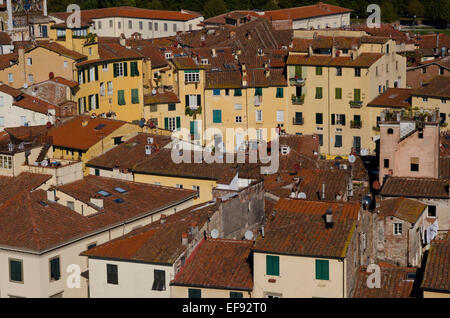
xmin=440 ymin=67 xmax=444 ymax=75
xmin=316 ymin=66 xmax=323 ymax=75
xmin=418 ymin=129 xmax=423 ymax=138
xmin=335 ymin=88 xmax=342 ymax=99
xmin=266 ymin=255 xmax=279 ymax=276
xmin=118 ymin=21 xmax=121 ymax=29
xmin=234 ymin=103 xmax=242 ymax=110
xmin=139 ymin=21 xmax=143 ymax=30
xmin=384 ymin=159 xmax=389 ymax=168
xmin=164 ymin=117 xmax=179 ymax=131
xmin=334 ymin=135 xmax=342 ymax=147
xmin=89 ymin=48 xmax=92 ymax=56
xmin=276 ymin=110 xmax=284 ymax=122
xmin=184 ymin=71 xmax=200 ymax=83
xmin=316 ymin=87 xmax=323 ymax=99
xmin=98 ymin=21 xmax=102 ymax=29
xmin=67 ymin=201 xmax=75 ymax=210
xmin=354 ymin=89 xmax=361 ymax=101
xmin=192 ymin=185 xmax=200 ymax=191
xmin=164 ymin=23 xmax=168 ymax=32
xmin=149 ymin=22 xmax=152 ymax=30
xmin=27 ymin=57 xmax=32 ymax=65
xmin=225 ymin=89 xmax=230 ymax=96
xmin=49 ymin=257 xmax=61 ymax=281
xmin=130 ymin=61 xmax=139 ymax=76
xmin=154 ymin=22 xmax=158 ymax=31
xmin=230 ymin=292 xmax=243 ymax=298
xmin=113 ymin=137 xmax=123 ymax=145
xmin=234 ymin=88 xmax=242 ymax=96
xmin=410 ymin=157 xmax=419 ymax=172
xmin=315 ymin=259 xmax=329 ymax=280
xmin=173 ymin=24 xmax=177 ymax=32
xmin=188 ymin=288 xmax=201 ymax=298
xmin=9 ymin=259 xmax=23 ymax=283
xmin=316 ymin=113 xmax=323 ymax=124
xmin=106 ymin=264 xmax=118 ymax=285
xmin=318 ymin=134 xmax=323 ymax=146
xmin=168 ymin=103 xmax=176 ymax=111
xmin=109 ymin=20 xmax=113 ymax=28
xmin=100 ymin=82 xmax=105 ymax=96
xmin=387 ymin=128 xmax=394 ymax=134
xmin=113 ymin=62 xmax=127 ymax=77
xmin=394 ymin=223 xmax=402 ymax=235
xmin=213 ymin=89 xmax=220 ymax=96
xmin=128 ymin=20 xmax=132 ymax=29
xmin=152 ymin=270 xmax=166 ymax=291
xmin=131 ymin=88 xmax=139 ymax=104
xmin=336 ymin=67 xmax=342 ymax=76
xmin=276 ymin=87 xmax=284 ymax=98
xmin=428 ymin=205 xmax=437 ymax=218
xmin=355 ymin=67 xmax=361 ymax=77
xmin=118 ymin=90 xmax=125 ymax=105
xmin=256 ymin=110 xmax=263 ymax=122
xmin=213 ymin=110 xmax=222 ymax=123
xmin=107 ymin=81 xmax=113 ymax=96
xmin=332 ymin=114 xmax=345 ymax=125
xmin=8 ymin=73 xmax=13 ymax=82
xmin=235 ymin=116 xmax=242 ymax=123
xmin=28 ymin=74 xmax=33 ymax=83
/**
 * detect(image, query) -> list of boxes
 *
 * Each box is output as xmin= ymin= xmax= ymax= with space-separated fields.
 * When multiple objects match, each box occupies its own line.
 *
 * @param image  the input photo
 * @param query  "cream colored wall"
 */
xmin=412 ymin=96 xmax=450 ymax=131
xmin=423 ymin=290 xmax=450 ymax=298
xmin=171 ymin=285 xmax=251 ymax=298
xmin=252 ymin=252 xmax=345 ymax=298
xmin=134 ymin=173 xmax=211 ymax=204
xmin=25 ymin=161 xmax=84 ymax=186
xmin=88 ymin=258 xmax=174 ymax=298
xmin=88 ymin=167 xmax=133 ymax=181
xmin=292 ymin=13 xmax=351 ymax=30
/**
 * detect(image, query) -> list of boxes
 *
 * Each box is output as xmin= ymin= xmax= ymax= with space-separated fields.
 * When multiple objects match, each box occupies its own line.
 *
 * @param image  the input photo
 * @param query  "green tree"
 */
xmin=381 ymin=2 xmax=398 ymax=22
xmin=407 ymin=0 xmax=425 ymax=18
xmin=203 ymin=0 xmax=227 ymax=18
xmin=264 ymin=0 xmax=279 ymax=10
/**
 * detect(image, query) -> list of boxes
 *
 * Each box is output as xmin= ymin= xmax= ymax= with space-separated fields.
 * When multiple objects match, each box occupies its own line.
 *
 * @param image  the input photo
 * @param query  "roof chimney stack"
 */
xmin=321 ymin=182 xmax=326 ymax=200
xmin=182 ymin=232 xmax=189 ymax=246
xmin=160 ymin=214 xmax=167 ymax=224
xmin=325 ymin=207 xmax=333 ymax=228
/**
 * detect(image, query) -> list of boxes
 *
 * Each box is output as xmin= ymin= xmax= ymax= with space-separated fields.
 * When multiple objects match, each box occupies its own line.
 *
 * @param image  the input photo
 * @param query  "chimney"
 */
xmin=325 ymin=207 xmax=333 ymax=228
xmin=211 ymin=48 xmax=216 ymax=57
xmin=265 ymin=69 xmax=270 ymax=78
xmin=182 ymin=232 xmax=189 ymax=246
xmin=321 ymin=182 xmax=326 ymax=200
xmin=90 ymin=197 xmax=104 ymax=209
xmin=160 ymin=214 xmax=167 ymax=224
xmin=191 ymin=222 xmax=198 ymax=235
xmin=119 ymin=34 xmax=126 ymax=47
xmin=47 ymin=189 xmax=55 ymax=202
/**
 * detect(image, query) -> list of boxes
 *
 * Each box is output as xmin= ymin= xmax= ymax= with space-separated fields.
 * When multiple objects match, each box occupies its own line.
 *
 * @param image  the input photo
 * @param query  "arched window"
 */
xmin=387 ymin=128 xmax=394 ymax=134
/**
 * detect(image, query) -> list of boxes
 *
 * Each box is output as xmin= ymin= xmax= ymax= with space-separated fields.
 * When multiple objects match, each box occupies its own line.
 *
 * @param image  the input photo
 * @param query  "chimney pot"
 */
xmin=160 ymin=214 xmax=166 ymax=224
xmin=182 ymin=232 xmax=189 ymax=246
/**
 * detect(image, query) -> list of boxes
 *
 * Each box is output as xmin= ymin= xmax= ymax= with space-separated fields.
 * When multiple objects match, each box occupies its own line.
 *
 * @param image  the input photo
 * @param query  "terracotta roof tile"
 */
xmin=421 ymin=240 xmax=450 ymax=292
xmin=0 ymin=172 xmax=52 ymax=204
xmin=353 ymin=264 xmax=417 ymax=298
xmin=81 ymin=201 xmax=218 ymax=264
xmin=380 ymin=176 xmax=450 ymax=199
xmin=171 ymin=239 xmax=253 ymax=291
xmin=144 ymin=91 xmax=180 ymax=105
xmin=47 ymin=116 xmax=126 ymax=150
xmin=0 ymin=31 xmax=11 ymax=45
xmin=412 ymin=76 xmax=450 ymax=99
xmin=378 ymin=197 xmax=426 ymax=223
xmin=0 ymin=84 xmax=58 ymax=115
xmin=287 ymin=52 xmax=383 ymax=68
xmin=368 ymin=88 xmax=413 ymax=108
xmin=0 ymin=52 xmax=18 ymax=70
xmin=253 ymin=199 xmax=359 ymax=258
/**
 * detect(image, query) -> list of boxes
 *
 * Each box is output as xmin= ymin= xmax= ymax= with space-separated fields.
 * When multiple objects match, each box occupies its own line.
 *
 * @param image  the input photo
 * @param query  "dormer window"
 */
xmin=165 ymin=52 xmax=172 ymax=59
xmin=201 ymin=58 xmax=208 ymax=65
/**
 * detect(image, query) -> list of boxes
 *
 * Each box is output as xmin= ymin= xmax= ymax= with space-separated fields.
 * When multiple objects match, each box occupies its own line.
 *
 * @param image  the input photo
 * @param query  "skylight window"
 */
xmin=114 ymin=198 xmax=125 ymax=204
xmin=94 ymin=124 xmax=106 ymax=130
xmin=114 ymin=187 xmax=127 ymax=193
xmin=406 ymin=273 xmax=416 ymax=281
xmin=97 ymin=190 xmax=111 ymax=197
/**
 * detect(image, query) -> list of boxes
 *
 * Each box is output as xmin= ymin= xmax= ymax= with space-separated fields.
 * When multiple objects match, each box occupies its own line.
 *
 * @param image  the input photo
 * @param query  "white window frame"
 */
xmin=393 ymin=223 xmax=402 ymax=235
xmin=256 ymin=110 xmax=263 ymax=122
xmin=235 ymin=116 xmax=242 ymax=123
xmin=167 ymin=117 xmax=176 ymax=131
xmin=27 ymin=58 xmax=32 ymax=66
xmin=107 ymin=81 xmax=113 ymax=96
xmin=276 ymin=110 xmax=284 ymax=122
xmin=184 ymin=72 xmax=199 ymax=83
xmin=8 ymin=73 xmax=13 ymax=83
xmin=100 ymin=82 xmax=105 ymax=96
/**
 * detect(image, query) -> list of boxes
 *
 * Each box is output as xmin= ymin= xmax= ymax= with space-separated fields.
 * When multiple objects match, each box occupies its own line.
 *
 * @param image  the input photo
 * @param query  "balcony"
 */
xmin=292 ymin=117 xmax=304 ymax=125
xmin=291 ymin=95 xmax=305 ymax=105
xmin=350 ymin=120 xmax=362 ymax=129
xmin=349 ymin=100 xmax=363 ymax=108
xmin=289 ymin=77 xmax=306 ymax=86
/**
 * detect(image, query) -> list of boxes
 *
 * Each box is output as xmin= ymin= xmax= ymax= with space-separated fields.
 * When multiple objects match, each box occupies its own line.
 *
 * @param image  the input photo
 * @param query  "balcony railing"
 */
xmin=350 ymin=120 xmax=362 ymax=129
xmin=349 ymin=100 xmax=363 ymax=108
xmin=291 ymin=95 xmax=305 ymax=105
xmin=289 ymin=77 xmax=306 ymax=86
xmin=292 ymin=117 xmax=304 ymax=125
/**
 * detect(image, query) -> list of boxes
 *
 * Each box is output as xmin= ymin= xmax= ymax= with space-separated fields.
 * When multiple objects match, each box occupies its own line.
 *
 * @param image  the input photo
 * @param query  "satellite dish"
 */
xmin=290 ymin=192 xmax=296 ymax=198
xmin=361 ymin=149 xmax=369 ymax=156
xmin=297 ymin=192 xmax=307 ymax=199
xmin=244 ymin=230 xmax=254 ymax=240
xmin=211 ymin=229 xmax=219 ymax=239
xmin=151 ymin=89 xmax=157 ymax=95
xmin=348 ymin=155 xmax=356 ymax=163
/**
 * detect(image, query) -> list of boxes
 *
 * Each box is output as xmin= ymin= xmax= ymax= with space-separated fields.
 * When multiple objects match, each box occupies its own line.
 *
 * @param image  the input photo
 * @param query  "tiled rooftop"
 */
xmin=367 ymin=88 xmax=413 ymax=108
xmin=421 ymin=240 xmax=450 ymax=293
xmin=380 ymin=176 xmax=450 ymax=199
xmin=412 ymin=76 xmax=450 ymax=99
xmin=378 ymin=197 xmax=426 ymax=223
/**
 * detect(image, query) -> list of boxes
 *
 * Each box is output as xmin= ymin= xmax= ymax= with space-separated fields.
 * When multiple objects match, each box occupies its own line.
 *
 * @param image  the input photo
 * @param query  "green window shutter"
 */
xmin=266 ymin=255 xmax=279 ymax=276
xmin=95 ymin=65 xmax=98 ymax=81
xmin=118 ymin=90 xmax=125 ymax=105
xmin=354 ymin=115 xmax=361 ymax=123
xmin=255 ymin=88 xmax=262 ymax=96
xmin=176 ymin=117 xmax=181 ymax=130
xmin=113 ymin=63 xmax=118 ymax=77
xmin=95 ymin=94 xmax=99 ymax=109
xmin=316 ymin=113 xmax=323 ymax=124
xmin=131 ymin=61 xmax=139 ymax=76
xmin=213 ymin=110 xmax=222 ymax=123
xmin=331 ymin=114 xmax=335 ymax=125
xmin=276 ymin=87 xmax=284 ymax=98
xmin=316 ymin=259 xmax=329 ymax=280
xmin=295 ymin=65 xmax=302 ymax=77
xmin=190 ymin=121 xmax=195 ymax=135
xmin=123 ymin=62 xmax=128 ymax=76
xmin=316 ymin=87 xmax=322 ymax=99
xmin=168 ymin=103 xmax=176 ymax=111
xmin=316 ymin=66 xmax=322 ymax=75
xmin=354 ymin=89 xmax=361 ymax=101
xmin=335 ymin=88 xmax=342 ymax=99
xmin=234 ymin=88 xmax=242 ymax=96
xmin=164 ymin=117 xmax=168 ymax=129
xmin=10 ymin=260 xmax=22 ymax=282
xmin=131 ymin=88 xmax=139 ymax=104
